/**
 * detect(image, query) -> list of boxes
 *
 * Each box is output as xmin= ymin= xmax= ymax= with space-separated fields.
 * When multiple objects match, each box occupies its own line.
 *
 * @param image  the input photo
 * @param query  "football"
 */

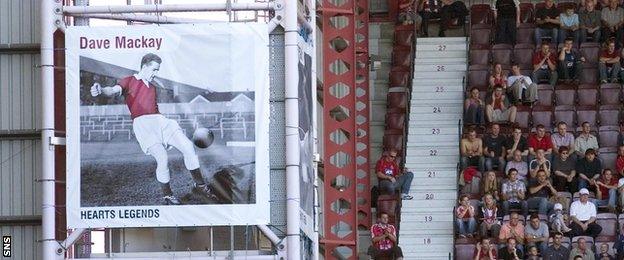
xmin=192 ymin=127 xmax=214 ymax=149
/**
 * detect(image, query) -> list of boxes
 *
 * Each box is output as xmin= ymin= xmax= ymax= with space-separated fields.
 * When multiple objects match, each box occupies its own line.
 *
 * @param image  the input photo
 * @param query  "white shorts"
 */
xmin=132 ymin=114 xmax=182 ymax=154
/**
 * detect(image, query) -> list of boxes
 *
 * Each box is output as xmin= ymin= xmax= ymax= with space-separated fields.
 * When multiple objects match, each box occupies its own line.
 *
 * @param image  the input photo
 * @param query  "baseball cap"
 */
xmin=619 ymin=178 xmax=624 ymax=188
xmin=579 ymin=188 xmax=590 ymax=195
xmin=554 ymin=203 xmax=563 ymax=210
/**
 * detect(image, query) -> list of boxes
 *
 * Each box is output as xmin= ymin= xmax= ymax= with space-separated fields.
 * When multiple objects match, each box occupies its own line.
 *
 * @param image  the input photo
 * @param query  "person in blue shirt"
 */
xmin=559 ymin=6 xmax=580 ymax=44
xmin=558 ymin=38 xmax=585 ymax=84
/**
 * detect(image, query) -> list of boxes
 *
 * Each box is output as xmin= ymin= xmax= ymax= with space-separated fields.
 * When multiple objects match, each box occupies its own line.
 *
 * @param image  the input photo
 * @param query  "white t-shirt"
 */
xmin=507 ymin=75 xmax=532 ymax=89
xmin=569 ymin=200 xmax=597 ymax=221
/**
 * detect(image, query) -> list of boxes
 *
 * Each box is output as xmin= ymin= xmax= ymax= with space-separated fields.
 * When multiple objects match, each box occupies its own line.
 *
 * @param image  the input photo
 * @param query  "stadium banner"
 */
xmin=65 ymin=23 xmax=270 ymax=228
xmin=298 ymin=25 xmax=315 ymax=239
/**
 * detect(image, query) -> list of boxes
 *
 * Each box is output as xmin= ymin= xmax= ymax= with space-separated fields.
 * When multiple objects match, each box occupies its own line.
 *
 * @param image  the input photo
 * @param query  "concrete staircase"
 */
xmin=398 ymin=37 xmax=467 ymax=260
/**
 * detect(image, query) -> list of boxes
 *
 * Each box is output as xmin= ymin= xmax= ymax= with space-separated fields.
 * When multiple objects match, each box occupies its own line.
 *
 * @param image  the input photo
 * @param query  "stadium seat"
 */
xmin=532 ymin=107 xmax=554 ymax=130
xmin=392 ymin=49 xmax=412 ymax=67
xmin=598 ymin=126 xmax=619 ymax=148
xmin=519 ymin=3 xmax=535 ymax=23
xmin=578 ymin=88 xmax=598 ymax=106
xmin=580 ymin=67 xmax=598 ymax=85
xmin=554 ymin=106 xmax=575 ymax=128
xmin=394 ymin=29 xmax=414 ymax=48
xmin=470 ymin=49 xmax=491 ymax=66
xmin=600 ymin=83 xmax=621 ymax=106
xmin=377 ymin=194 xmax=400 ymax=224
xmin=557 ymin=2 xmax=578 ymax=13
xmin=596 ymin=213 xmax=618 ymax=239
xmin=383 ymin=134 xmax=403 ymax=151
xmin=387 ymin=92 xmax=407 ymax=113
xmin=492 ymin=44 xmax=513 ymax=65
xmin=385 ymin=113 xmax=406 ymax=132
xmin=576 ymin=108 xmax=598 ymax=127
xmin=468 ymin=65 xmax=490 ymax=89
xmin=389 ymin=70 xmax=410 ymax=88
xmin=470 ymin=4 xmax=493 ymax=26
xmin=555 ymin=86 xmax=576 ymax=106
xmin=470 ymin=28 xmax=492 ymax=46
xmin=516 ymin=106 xmax=531 ymax=129
xmin=516 ymin=24 xmax=535 ymax=45
xmin=513 ymin=44 xmax=535 ymax=69
xmin=455 ymin=244 xmax=476 ymax=260
xmin=536 ymin=84 xmax=553 ymax=107
xmin=599 ymin=106 xmax=620 ymax=127
xmin=580 ymin=42 xmax=601 ymax=65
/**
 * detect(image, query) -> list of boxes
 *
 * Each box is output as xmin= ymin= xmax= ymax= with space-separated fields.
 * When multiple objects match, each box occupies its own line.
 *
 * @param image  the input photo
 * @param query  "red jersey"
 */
xmin=528 ymin=134 xmax=553 ymax=151
xmin=455 ymin=205 xmax=474 ymax=220
xmin=376 ymin=158 xmax=400 ymax=177
xmin=118 ymin=76 xmax=160 ymax=119
xmin=601 ymin=49 xmax=619 ymax=68
xmin=532 ymin=51 xmax=557 ymax=70
xmin=371 ymin=223 xmax=397 ymax=250
xmin=473 ymin=248 xmax=497 ymax=260
xmin=617 ymin=155 xmax=624 ymax=176
xmin=598 ymin=177 xmax=618 ymax=198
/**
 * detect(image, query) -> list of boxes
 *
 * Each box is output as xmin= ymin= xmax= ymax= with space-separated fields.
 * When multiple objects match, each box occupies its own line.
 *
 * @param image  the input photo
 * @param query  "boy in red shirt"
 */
xmin=599 ymin=39 xmax=621 ymax=83
xmin=376 ymin=149 xmax=414 ymax=200
xmin=531 ymin=42 xmax=558 ymax=86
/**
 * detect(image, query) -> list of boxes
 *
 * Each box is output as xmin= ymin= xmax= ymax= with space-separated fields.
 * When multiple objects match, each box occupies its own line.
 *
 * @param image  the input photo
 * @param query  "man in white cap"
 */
xmin=569 ymin=188 xmax=602 ymax=237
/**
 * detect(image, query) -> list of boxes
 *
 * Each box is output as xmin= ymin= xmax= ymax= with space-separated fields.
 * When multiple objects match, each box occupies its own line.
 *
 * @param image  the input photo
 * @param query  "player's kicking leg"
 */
xmin=169 ymin=131 xmax=217 ymax=200
xmin=147 ymin=144 xmax=181 ymax=205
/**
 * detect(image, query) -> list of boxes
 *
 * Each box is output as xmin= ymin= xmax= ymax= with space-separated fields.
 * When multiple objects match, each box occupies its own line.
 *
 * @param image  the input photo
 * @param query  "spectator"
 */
xmin=569 ymin=237 xmax=596 ymax=259
xmin=532 ymin=42 xmax=559 ymax=86
xmin=550 ymin=203 xmax=572 ymax=234
xmin=601 ymin=0 xmax=624 ymax=48
xmin=456 ymin=194 xmax=477 ymax=238
xmin=599 ymin=39 xmax=621 ymax=83
xmin=525 ymin=213 xmax=550 ymax=254
xmin=474 ymin=237 xmax=498 ymax=260
xmin=502 ymin=168 xmax=528 ymax=215
xmin=490 ymin=63 xmax=509 ymax=90
xmin=486 ymin=85 xmax=517 ymax=123
xmin=577 ymin=149 xmax=603 ymax=190
xmin=465 ymin=87 xmax=486 ymax=125
xmin=530 ymin=148 xmax=552 ymax=179
xmin=529 ymin=124 xmax=554 ymax=162
xmin=528 ymin=169 xmax=557 ymax=215
xmin=482 ymin=171 xmax=502 ymax=201
xmin=543 ymin=232 xmax=571 ymax=259
xmin=595 ymin=243 xmax=615 ymax=260
xmin=499 ymin=237 xmax=524 ymax=260
xmin=595 ymin=168 xmax=617 ymax=211
xmin=507 ymin=63 xmax=538 ymax=103
xmin=526 ymin=245 xmax=540 ymax=260
xmin=506 ymin=126 xmax=529 ymax=162
xmin=580 ymin=0 xmax=602 ymax=43
xmin=553 ymin=146 xmax=578 ymax=193
xmin=375 ymin=149 xmax=414 ymax=200
xmin=461 ymin=128 xmax=486 ymax=172
xmin=507 ymin=150 xmax=530 ymax=181
xmin=559 ymin=6 xmax=581 ymax=44
xmin=558 ymin=38 xmax=585 ymax=84
xmin=484 ymin=123 xmax=507 ymax=171
xmin=575 ymin=122 xmax=600 ymax=158
xmin=570 ymin=188 xmax=603 ymax=237
xmin=552 ymin=122 xmax=576 ymax=159
xmin=499 ymin=212 xmax=526 ymax=250
xmin=616 ymin=145 xmax=624 ymax=177
xmin=480 ymin=193 xmax=502 ymax=238
xmin=419 ymin=0 xmax=468 ymax=37
xmin=398 ymin=0 xmax=423 ymax=27
xmin=535 ymin=0 xmax=561 ymax=46
xmin=369 ymin=212 xmax=404 ymax=260
xmin=492 ymin=0 xmax=520 ymax=44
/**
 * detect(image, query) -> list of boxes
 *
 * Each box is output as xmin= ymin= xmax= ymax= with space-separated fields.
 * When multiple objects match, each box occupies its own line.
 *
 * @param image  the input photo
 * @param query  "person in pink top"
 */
xmin=499 ymin=212 xmax=526 ymax=252
xmin=90 ymin=53 xmax=215 ymax=205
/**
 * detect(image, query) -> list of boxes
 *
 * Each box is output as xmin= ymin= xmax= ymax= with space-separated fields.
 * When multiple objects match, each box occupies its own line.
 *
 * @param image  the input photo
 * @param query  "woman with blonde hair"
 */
xmin=480 ymin=171 xmax=500 ymax=201
xmin=479 ymin=193 xmax=501 ymax=238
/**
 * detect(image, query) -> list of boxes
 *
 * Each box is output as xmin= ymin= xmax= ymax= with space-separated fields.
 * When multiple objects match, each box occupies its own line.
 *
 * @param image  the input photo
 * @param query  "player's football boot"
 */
xmin=192 ymin=183 xmax=218 ymax=200
xmin=163 ymin=195 xmax=181 ymax=205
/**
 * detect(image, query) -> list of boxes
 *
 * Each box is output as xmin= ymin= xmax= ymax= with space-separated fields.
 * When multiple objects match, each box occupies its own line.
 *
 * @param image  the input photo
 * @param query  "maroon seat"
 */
xmin=392 ymin=49 xmax=412 ymax=67
xmin=470 ymin=49 xmax=491 ymax=66
xmin=601 ymin=152 xmax=618 ymax=170
xmin=555 ymin=86 xmax=576 ymax=106
xmin=389 ymin=70 xmax=410 ymax=88
xmin=557 ymin=2 xmax=578 ymax=13
xmin=600 ymin=83 xmax=621 ymax=106
xmin=470 ymin=4 xmax=494 ymax=26
xmin=580 ymin=67 xmax=598 ymax=85
xmin=516 ymin=24 xmax=535 ymax=45
xmin=383 ymin=134 xmax=404 ymax=151
xmin=580 ymin=42 xmax=601 ymax=65
xmin=596 ymin=213 xmax=618 ymax=239
xmin=468 ymin=65 xmax=490 ymax=89
xmin=385 ymin=113 xmax=406 ymax=131
xmin=519 ymin=3 xmax=535 ymax=23
xmin=532 ymin=107 xmax=554 ymax=130
xmin=455 ymin=244 xmax=476 ymax=260
xmin=471 ymin=28 xmax=492 ymax=46
xmin=377 ymin=194 xmax=399 ymax=224
xmin=577 ymin=108 xmax=598 ymax=127
xmin=387 ymin=92 xmax=407 ymax=113
xmin=513 ymin=44 xmax=536 ymax=69
xmin=536 ymin=84 xmax=554 ymax=107
xmin=492 ymin=44 xmax=513 ymax=65
xmin=516 ymin=106 xmax=531 ymax=129
xmin=394 ymin=29 xmax=414 ymax=48
xmin=578 ymin=88 xmax=598 ymax=106
xmin=599 ymin=106 xmax=620 ymax=126
xmin=554 ymin=106 xmax=575 ymax=128
xmin=599 ymin=127 xmax=619 ymax=148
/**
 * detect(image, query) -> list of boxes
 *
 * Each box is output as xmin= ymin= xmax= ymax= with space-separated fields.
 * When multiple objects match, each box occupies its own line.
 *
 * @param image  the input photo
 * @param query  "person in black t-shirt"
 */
xmin=535 ymin=0 xmax=561 ymax=45
xmin=558 ymin=38 xmax=585 ymax=83
xmin=484 ymin=123 xmax=507 ymax=171
xmin=576 ymin=148 xmax=603 ymax=191
xmin=493 ymin=0 xmax=520 ymax=44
